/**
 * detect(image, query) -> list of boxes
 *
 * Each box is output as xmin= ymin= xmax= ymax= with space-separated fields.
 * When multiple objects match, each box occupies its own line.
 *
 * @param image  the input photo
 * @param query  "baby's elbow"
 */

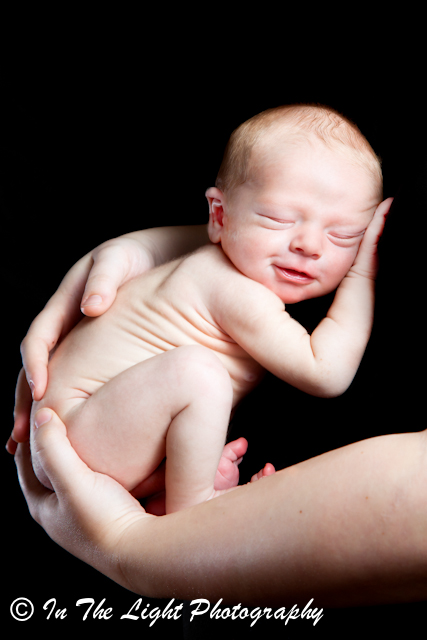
xmin=284 ymin=363 xmax=355 ymax=398
xmin=307 ymin=375 xmax=352 ymax=399
xmin=310 ymin=386 xmax=345 ymax=399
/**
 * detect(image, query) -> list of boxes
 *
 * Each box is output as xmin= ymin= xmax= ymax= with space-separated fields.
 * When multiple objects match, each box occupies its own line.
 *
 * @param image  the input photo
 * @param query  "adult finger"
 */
xmin=30 ymin=408 xmax=90 ymax=497
xmin=14 ymin=440 xmax=55 ymax=526
xmin=20 ymin=333 xmax=51 ymax=402
xmin=8 ymin=369 xmax=33 ymax=453
xmin=15 ymin=412 xmax=90 ymax=546
xmin=81 ymin=240 xmax=145 ymax=317
xmin=19 ymin=255 xmax=94 ymax=401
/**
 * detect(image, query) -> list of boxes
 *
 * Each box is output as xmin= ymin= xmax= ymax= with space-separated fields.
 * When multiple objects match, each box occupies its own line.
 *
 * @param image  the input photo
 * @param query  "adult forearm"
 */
xmin=118 ymin=430 xmax=427 ymax=607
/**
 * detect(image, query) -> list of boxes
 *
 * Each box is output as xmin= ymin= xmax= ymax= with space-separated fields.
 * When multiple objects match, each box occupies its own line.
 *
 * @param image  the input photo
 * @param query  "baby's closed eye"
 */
xmin=257 ymin=213 xmax=295 ymax=229
xmin=327 ymin=231 xmax=365 ymax=246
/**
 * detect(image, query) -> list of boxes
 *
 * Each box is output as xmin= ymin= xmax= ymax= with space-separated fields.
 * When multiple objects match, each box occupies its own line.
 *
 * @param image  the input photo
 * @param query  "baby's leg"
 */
xmin=64 ymin=345 xmax=233 ymax=513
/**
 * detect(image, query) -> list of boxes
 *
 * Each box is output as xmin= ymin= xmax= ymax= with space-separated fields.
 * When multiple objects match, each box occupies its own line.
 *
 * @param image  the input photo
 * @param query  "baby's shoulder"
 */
xmin=180 ymin=245 xmax=279 ymax=308
xmin=166 ymin=244 xmax=233 ymax=282
xmin=178 ymin=244 xmax=249 ymax=286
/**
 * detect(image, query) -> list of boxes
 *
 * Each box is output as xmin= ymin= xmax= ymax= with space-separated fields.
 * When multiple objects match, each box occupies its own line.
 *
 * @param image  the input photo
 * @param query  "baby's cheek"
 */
xmin=332 ymin=247 xmax=359 ymax=276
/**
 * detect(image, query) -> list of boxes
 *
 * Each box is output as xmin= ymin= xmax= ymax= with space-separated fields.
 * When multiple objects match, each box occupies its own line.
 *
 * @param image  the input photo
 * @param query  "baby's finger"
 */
xmin=366 ymin=198 xmax=393 ymax=242
xmin=352 ymin=198 xmax=393 ymax=278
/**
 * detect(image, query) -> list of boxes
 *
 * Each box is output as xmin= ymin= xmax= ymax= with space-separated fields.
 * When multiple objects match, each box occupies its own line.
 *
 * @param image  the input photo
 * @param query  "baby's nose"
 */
xmin=289 ymin=230 xmax=322 ymax=259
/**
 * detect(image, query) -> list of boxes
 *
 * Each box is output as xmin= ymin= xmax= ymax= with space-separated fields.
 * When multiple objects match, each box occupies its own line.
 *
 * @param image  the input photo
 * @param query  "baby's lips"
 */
xmin=275 ymin=265 xmax=315 ymax=282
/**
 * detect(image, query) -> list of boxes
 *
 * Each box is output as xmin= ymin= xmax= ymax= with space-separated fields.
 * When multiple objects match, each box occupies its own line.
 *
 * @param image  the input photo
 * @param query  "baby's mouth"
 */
xmin=275 ymin=266 xmax=314 ymax=283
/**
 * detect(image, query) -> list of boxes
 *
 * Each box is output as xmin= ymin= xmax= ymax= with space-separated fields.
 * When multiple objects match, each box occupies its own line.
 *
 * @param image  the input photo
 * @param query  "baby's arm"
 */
xmin=298 ymin=197 xmax=392 ymax=394
xmin=216 ymin=199 xmax=391 ymax=398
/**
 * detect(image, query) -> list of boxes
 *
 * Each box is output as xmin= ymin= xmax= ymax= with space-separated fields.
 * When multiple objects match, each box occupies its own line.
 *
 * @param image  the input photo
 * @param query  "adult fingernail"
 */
xmin=34 ymin=409 xmax=52 ymax=429
xmin=81 ymin=294 xmax=102 ymax=308
xmin=29 ymin=379 xmax=35 ymax=398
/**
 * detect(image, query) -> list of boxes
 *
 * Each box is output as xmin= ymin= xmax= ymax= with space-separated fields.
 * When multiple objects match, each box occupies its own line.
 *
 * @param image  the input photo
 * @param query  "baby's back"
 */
xmin=43 ymin=245 xmax=265 ymax=420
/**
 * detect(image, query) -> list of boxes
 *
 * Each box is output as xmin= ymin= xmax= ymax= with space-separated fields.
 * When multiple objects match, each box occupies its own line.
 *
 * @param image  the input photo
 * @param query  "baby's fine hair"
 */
xmin=215 ymin=103 xmax=383 ymax=200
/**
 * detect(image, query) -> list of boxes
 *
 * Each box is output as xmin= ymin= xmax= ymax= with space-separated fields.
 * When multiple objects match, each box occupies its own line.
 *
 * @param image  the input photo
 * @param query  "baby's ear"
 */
xmin=206 ymin=187 xmax=226 ymax=244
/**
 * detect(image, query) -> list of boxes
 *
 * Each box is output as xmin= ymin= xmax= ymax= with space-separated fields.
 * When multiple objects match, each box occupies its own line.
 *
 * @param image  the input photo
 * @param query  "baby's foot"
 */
xmin=210 ymin=437 xmax=275 ymax=500
xmin=133 ymin=438 xmax=247 ymax=514
xmin=214 ymin=437 xmax=275 ymax=490
xmin=210 ymin=459 xmax=275 ymax=501
xmin=214 ymin=437 xmax=249 ymax=490
xmin=249 ymin=462 xmax=276 ymax=482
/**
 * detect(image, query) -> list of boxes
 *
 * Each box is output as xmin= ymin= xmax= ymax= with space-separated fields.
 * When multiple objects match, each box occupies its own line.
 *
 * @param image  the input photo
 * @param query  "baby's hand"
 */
xmin=349 ymin=197 xmax=393 ymax=280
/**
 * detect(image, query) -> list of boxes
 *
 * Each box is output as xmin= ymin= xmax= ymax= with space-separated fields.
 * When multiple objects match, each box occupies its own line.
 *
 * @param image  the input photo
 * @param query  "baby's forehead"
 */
xmin=248 ymin=132 xmax=328 ymax=183
xmin=248 ymin=132 xmax=381 ymax=203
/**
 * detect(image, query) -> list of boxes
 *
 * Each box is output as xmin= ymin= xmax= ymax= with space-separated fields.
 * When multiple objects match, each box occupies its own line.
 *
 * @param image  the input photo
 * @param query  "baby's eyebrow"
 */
xmin=255 ymin=200 xmax=299 ymax=215
xmin=328 ymin=211 xmax=373 ymax=230
xmin=254 ymin=199 xmax=282 ymax=210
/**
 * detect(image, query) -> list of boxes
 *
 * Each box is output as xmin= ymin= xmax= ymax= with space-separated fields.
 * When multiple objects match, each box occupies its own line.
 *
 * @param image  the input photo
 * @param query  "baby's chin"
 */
xmin=277 ymin=287 xmax=324 ymax=305
xmin=279 ymin=285 xmax=336 ymax=305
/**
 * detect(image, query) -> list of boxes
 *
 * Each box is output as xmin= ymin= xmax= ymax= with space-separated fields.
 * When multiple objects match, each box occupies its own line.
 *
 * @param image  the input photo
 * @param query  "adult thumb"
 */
xmin=32 ymin=408 xmax=89 ymax=495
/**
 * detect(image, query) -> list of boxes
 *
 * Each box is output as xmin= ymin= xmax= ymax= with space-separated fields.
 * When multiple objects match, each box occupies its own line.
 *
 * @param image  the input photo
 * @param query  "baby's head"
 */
xmin=213 ymin=103 xmax=382 ymax=199
xmin=207 ymin=104 xmax=384 ymax=303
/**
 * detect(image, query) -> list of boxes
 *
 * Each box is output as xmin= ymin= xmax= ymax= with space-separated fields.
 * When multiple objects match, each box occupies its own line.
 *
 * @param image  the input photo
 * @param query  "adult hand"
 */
xmin=15 ymin=408 xmax=153 ymax=587
xmin=10 ymin=225 xmax=209 ymax=455
xmin=9 ymin=237 xmax=156 ymax=454
xmin=16 ymin=408 xmax=273 ymax=585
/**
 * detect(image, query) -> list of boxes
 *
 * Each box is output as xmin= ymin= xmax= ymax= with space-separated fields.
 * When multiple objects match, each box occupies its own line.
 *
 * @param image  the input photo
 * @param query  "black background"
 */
xmin=3 ymin=42 xmax=426 ymax=636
